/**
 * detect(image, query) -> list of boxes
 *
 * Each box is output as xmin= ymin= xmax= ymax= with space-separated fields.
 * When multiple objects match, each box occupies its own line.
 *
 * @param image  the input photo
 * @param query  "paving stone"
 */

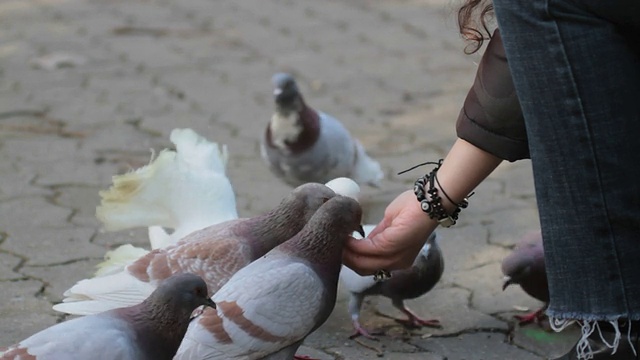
xmin=435 ymin=223 xmax=491 ymax=278
xmin=412 ymin=332 xmax=543 ymax=360
xmin=373 ymin=286 xmax=508 ymax=337
xmin=450 ymin=262 xmax=543 ymax=316
xmin=22 ymin=259 xmax=103 ymax=303
xmin=0 ymin=279 xmax=59 ymax=345
xmin=0 ymin=162 xmax=52 ymax=201
xmin=296 ymin=345 xmax=335 ymax=360
xmin=0 ymin=197 xmax=71 ymax=232
xmin=0 ymin=131 xmax=81 ymax=164
xmin=512 ymin=322 xmax=580 ymax=359
xmin=327 ymin=345 xmax=444 ymax=360
xmin=485 ymin=206 xmax=542 ymax=248
xmin=0 ymin=252 xmax=24 ymax=281
xmin=52 ymin=185 xmax=104 ymax=227
xmin=3 ymin=226 xmax=104 ymax=265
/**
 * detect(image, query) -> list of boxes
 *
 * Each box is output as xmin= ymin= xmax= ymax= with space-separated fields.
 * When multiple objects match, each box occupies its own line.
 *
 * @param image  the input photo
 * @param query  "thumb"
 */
xmin=364 ymin=217 xmax=390 ymax=241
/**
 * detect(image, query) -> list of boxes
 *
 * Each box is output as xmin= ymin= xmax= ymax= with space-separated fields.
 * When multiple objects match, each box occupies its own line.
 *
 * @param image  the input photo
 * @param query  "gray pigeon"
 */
xmin=174 ymin=196 xmax=365 ymax=359
xmin=53 ymin=183 xmax=337 ymax=316
xmin=261 ymin=73 xmax=384 ymax=188
xmin=502 ymin=230 xmax=549 ymax=324
xmin=340 ymin=231 xmax=444 ymax=339
xmin=1 ymin=273 xmax=215 ymax=360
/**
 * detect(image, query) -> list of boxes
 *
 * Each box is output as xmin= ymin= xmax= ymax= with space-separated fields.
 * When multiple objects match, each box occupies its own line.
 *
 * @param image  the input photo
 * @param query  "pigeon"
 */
xmin=261 ymin=73 xmax=384 ymax=188
xmin=174 ymin=195 xmax=365 ymax=360
xmin=501 ymin=230 xmax=549 ymax=325
xmin=52 ymin=183 xmax=337 ymax=316
xmin=94 ymin=128 xmax=237 ymax=277
xmin=0 ymin=273 xmax=215 ymax=360
xmin=340 ymin=230 xmax=444 ymax=339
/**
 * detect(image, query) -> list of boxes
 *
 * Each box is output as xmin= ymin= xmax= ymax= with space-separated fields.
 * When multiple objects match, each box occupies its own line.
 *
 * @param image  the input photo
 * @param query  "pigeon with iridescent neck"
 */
xmin=174 ymin=196 xmax=365 ymax=360
xmin=340 ymin=230 xmax=444 ymax=339
xmin=502 ymin=230 xmax=549 ymax=325
xmin=1 ymin=273 xmax=215 ymax=360
xmin=261 ymin=73 xmax=383 ymax=188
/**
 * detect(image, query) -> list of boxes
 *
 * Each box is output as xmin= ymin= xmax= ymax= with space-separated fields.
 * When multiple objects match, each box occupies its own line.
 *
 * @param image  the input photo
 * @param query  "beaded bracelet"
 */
xmin=401 ymin=159 xmax=473 ymax=228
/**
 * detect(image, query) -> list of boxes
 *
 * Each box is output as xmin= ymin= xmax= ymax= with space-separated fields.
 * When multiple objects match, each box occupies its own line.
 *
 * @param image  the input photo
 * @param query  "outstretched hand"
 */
xmin=342 ymin=190 xmax=434 ymax=275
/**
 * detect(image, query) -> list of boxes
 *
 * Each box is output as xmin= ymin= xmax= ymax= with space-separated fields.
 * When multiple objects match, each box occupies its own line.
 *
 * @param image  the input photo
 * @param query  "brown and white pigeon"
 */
xmin=261 ymin=73 xmax=384 ymax=188
xmin=53 ymin=183 xmax=337 ymax=316
xmin=0 ymin=273 xmax=215 ymax=360
xmin=174 ymin=195 xmax=365 ymax=360
xmin=501 ymin=230 xmax=549 ymax=325
xmin=340 ymin=230 xmax=444 ymax=339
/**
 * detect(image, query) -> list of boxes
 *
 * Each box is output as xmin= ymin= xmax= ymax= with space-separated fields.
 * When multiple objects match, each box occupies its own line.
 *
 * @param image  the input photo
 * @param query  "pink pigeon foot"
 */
xmin=395 ymin=307 xmax=442 ymax=329
xmin=294 ymin=356 xmax=318 ymax=360
xmin=514 ymin=306 xmax=547 ymax=325
xmin=349 ymin=319 xmax=382 ymax=340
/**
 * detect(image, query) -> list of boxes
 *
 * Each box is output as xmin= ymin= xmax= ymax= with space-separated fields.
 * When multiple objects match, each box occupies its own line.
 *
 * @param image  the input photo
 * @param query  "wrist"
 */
xmin=412 ymin=159 xmax=471 ymax=228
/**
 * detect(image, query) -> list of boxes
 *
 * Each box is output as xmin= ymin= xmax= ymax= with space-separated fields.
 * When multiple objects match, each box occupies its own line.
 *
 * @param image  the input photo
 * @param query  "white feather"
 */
xmin=53 ymin=271 xmax=155 ymax=315
xmin=324 ymin=177 xmax=361 ymax=201
xmin=94 ymin=245 xmax=150 ymax=277
xmin=351 ymin=139 xmax=384 ymax=187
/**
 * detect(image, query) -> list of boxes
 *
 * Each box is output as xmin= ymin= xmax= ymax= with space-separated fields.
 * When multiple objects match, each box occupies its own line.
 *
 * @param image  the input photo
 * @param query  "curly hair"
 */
xmin=457 ymin=0 xmax=495 ymax=54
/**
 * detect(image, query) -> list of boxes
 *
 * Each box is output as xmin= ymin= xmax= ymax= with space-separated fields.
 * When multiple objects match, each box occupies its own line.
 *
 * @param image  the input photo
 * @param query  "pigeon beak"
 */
xmin=273 ymin=88 xmax=283 ymax=96
xmin=204 ymin=298 xmax=216 ymax=309
xmin=356 ymin=225 xmax=365 ymax=238
xmin=502 ymin=276 xmax=514 ymax=291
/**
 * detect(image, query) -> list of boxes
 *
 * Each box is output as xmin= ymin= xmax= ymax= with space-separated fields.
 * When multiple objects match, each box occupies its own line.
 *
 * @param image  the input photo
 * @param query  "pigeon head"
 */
xmin=315 ymin=195 xmax=365 ymax=239
xmin=501 ymin=232 xmax=544 ymax=291
xmin=283 ymin=195 xmax=364 ymax=264
xmin=148 ymin=273 xmax=216 ymax=311
xmin=502 ymin=263 xmax=532 ymax=291
xmin=288 ymin=182 xmax=338 ymax=222
xmin=272 ymin=72 xmax=302 ymax=110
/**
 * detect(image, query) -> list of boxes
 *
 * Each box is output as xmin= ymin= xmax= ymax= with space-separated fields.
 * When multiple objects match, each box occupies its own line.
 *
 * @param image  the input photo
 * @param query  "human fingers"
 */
xmin=342 ymin=234 xmax=415 ymax=275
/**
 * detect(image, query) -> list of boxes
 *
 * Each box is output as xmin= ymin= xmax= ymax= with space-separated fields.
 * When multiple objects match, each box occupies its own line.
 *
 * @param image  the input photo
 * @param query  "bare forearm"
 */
xmin=436 ymin=138 xmax=503 ymax=212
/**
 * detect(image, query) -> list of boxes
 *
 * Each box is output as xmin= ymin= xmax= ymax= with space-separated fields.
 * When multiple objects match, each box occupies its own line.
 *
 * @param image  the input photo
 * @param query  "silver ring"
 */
xmin=373 ymin=269 xmax=392 ymax=282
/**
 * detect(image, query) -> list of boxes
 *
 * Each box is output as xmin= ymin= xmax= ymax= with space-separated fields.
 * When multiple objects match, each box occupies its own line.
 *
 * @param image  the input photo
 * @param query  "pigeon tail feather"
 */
xmin=94 ymin=244 xmax=150 ymax=277
xmin=351 ymin=140 xmax=384 ymax=187
xmin=53 ymin=271 xmax=155 ymax=315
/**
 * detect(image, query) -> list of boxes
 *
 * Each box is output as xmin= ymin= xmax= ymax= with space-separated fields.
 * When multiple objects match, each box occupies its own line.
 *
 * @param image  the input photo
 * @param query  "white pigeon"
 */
xmin=92 ymin=127 xmax=237 ymax=276
xmin=261 ymin=73 xmax=384 ymax=188
xmin=1 ymin=273 xmax=215 ymax=360
xmin=53 ymin=183 xmax=338 ymax=316
xmin=174 ymin=196 xmax=365 ymax=360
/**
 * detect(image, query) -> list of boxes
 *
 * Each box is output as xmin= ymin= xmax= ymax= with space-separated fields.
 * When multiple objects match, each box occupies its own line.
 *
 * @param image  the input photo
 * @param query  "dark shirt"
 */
xmin=456 ymin=29 xmax=529 ymax=161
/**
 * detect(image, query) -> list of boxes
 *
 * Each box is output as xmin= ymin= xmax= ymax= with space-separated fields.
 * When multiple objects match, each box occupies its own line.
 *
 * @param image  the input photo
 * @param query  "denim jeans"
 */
xmin=491 ymin=0 xmax=640 ymax=325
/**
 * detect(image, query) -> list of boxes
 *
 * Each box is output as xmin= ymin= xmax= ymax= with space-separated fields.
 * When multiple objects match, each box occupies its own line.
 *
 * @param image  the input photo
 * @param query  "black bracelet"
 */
xmin=407 ymin=159 xmax=472 ymax=228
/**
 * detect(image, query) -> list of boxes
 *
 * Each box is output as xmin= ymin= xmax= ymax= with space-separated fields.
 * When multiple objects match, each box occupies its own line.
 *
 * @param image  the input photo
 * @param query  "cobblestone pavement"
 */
xmin=0 ymin=0 xmax=580 ymax=358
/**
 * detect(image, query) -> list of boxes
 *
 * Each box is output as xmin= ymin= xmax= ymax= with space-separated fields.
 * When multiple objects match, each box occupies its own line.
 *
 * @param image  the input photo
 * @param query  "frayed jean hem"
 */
xmin=548 ymin=312 xmax=640 ymax=360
